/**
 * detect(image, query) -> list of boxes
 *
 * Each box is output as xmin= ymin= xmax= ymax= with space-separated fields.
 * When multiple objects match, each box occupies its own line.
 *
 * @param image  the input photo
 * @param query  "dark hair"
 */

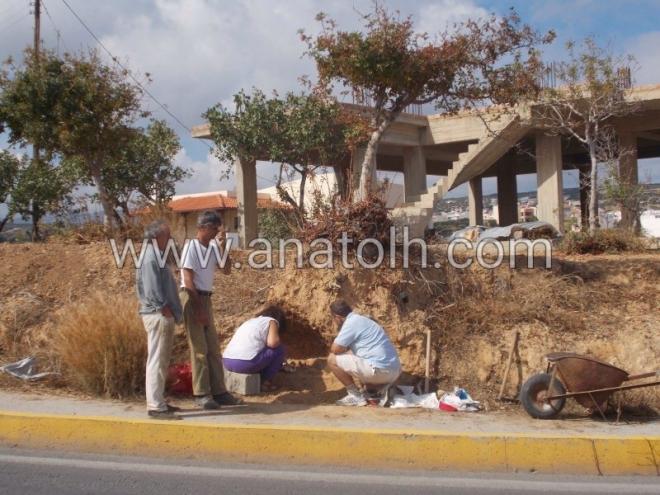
xmin=197 ymin=210 xmax=222 ymax=228
xmin=257 ymin=305 xmax=287 ymax=333
xmin=329 ymin=300 xmax=352 ymax=318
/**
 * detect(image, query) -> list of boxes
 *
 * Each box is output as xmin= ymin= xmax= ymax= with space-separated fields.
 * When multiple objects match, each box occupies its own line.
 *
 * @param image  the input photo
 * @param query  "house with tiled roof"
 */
xmin=168 ymin=190 xmax=287 ymax=242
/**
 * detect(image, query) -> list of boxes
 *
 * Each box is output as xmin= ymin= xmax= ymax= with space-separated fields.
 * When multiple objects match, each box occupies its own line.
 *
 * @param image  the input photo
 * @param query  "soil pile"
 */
xmin=0 ymin=241 xmax=657 ymax=412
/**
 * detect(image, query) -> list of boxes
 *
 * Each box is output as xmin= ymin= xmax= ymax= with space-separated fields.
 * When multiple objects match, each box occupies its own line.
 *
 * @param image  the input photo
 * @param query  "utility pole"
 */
xmin=31 ymin=0 xmax=42 ymax=240
xmin=33 ymin=0 xmax=41 ymax=59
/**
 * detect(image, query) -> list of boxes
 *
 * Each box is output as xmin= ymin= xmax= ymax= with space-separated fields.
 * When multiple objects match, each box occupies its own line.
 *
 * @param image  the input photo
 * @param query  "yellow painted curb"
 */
xmin=0 ymin=411 xmax=658 ymax=476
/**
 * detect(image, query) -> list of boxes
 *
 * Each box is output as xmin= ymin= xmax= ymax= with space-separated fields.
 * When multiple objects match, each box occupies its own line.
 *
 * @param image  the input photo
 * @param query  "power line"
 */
xmin=59 ymin=0 xmax=194 ymax=136
xmin=0 ymin=12 xmax=29 ymax=34
xmin=41 ymin=0 xmax=68 ymax=54
xmin=57 ymin=0 xmax=279 ymax=188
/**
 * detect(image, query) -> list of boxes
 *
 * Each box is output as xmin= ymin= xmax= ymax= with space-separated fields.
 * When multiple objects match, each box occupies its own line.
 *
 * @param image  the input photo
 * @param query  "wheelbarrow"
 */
xmin=520 ymin=352 xmax=660 ymax=420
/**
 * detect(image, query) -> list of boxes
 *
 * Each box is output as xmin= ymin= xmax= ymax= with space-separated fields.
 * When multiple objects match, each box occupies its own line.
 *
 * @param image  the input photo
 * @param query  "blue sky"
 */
xmin=1 ymin=0 xmax=659 ymax=209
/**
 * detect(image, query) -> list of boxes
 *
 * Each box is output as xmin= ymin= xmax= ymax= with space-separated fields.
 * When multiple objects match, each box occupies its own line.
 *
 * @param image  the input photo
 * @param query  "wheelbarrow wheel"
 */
xmin=520 ymin=373 xmax=567 ymax=419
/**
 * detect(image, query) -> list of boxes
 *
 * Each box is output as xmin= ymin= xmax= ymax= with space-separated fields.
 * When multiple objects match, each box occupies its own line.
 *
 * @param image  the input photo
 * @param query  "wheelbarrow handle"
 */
xmin=626 ymin=371 xmax=658 ymax=381
xmin=547 ymin=379 xmax=660 ymax=400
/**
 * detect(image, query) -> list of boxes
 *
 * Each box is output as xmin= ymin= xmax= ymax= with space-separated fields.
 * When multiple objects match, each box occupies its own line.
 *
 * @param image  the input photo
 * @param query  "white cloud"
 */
xmin=174 ymin=147 xmax=232 ymax=195
xmin=98 ymin=0 xmax=326 ymax=126
xmin=3 ymin=0 xmax=658 ymax=202
xmin=174 ymin=146 xmax=284 ymax=195
xmin=416 ymin=0 xmax=488 ymax=35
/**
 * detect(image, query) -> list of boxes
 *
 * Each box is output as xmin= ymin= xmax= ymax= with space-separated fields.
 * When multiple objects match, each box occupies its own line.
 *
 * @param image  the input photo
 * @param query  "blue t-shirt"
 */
xmin=333 ymin=313 xmax=400 ymax=369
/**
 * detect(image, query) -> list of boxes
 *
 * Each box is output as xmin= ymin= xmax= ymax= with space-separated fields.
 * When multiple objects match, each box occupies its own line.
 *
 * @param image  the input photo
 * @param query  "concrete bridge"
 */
xmin=193 ymin=84 xmax=660 ymax=244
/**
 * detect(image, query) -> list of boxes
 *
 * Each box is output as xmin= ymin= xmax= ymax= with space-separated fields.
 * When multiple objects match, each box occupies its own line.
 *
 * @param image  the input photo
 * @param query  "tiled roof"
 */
xmin=168 ymin=193 xmax=287 ymax=213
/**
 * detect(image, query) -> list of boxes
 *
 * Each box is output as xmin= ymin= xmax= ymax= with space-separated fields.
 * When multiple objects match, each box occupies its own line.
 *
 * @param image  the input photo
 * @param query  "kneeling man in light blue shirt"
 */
xmin=327 ymin=300 xmax=401 ymax=406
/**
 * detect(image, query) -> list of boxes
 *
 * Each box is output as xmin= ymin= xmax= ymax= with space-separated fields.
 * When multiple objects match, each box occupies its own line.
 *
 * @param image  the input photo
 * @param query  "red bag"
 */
xmin=167 ymin=362 xmax=193 ymax=396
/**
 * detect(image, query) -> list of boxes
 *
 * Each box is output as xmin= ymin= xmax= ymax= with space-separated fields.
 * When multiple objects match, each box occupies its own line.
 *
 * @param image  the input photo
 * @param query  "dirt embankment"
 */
xmin=0 ymin=241 xmax=658 ymax=412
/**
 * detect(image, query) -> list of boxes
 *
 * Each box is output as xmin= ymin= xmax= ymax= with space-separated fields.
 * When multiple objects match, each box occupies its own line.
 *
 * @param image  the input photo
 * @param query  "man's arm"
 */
xmin=331 ymin=318 xmax=355 ymax=355
xmin=330 ymin=343 xmax=348 ymax=354
xmin=216 ymin=229 xmax=232 ymax=275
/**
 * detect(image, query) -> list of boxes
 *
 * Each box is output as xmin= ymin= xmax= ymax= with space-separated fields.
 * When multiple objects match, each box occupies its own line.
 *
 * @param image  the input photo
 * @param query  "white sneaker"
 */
xmin=335 ymin=392 xmax=367 ymax=407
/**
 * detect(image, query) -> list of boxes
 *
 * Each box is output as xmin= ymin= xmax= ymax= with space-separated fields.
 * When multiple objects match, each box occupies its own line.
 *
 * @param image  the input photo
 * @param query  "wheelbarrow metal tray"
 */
xmin=547 ymin=352 xmax=629 ymax=409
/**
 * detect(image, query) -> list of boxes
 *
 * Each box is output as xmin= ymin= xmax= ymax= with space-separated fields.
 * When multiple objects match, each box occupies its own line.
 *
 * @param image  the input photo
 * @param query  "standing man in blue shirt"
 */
xmin=327 ymin=300 xmax=401 ymax=406
xmin=136 ymin=220 xmax=183 ymax=420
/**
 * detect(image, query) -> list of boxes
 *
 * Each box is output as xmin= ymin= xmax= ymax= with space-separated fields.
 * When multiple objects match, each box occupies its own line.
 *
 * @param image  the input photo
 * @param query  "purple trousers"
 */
xmin=223 ymin=346 xmax=285 ymax=382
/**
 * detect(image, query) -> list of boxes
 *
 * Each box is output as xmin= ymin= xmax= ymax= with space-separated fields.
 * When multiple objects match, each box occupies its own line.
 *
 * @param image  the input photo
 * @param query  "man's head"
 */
xmin=197 ymin=210 xmax=222 ymax=244
xmin=144 ymin=220 xmax=171 ymax=251
xmin=329 ymin=299 xmax=352 ymax=327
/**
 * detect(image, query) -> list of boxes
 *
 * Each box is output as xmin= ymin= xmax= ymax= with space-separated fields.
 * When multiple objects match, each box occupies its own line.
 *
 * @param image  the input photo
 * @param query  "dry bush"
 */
xmin=560 ymin=229 xmax=645 ymax=255
xmin=53 ymin=292 xmax=147 ymax=398
xmin=300 ymin=195 xmax=392 ymax=248
xmin=48 ymin=202 xmax=181 ymax=245
xmin=427 ymin=262 xmax=591 ymax=336
xmin=0 ymin=292 xmax=51 ymax=359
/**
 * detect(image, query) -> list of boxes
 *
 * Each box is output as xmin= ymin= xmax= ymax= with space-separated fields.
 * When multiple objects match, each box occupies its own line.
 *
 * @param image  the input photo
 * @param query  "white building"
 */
xmin=641 ymin=209 xmax=660 ymax=237
xmin=257 ymin=172 xmax=404 ymax=210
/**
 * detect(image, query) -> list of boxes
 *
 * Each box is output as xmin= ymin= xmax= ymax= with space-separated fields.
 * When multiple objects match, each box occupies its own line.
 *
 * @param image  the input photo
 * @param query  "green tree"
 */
xmin=205 ymin=89 xmax=282 ymax=175
xmin=301 ymin=5 xmax=554 ymax=200
xmin=0 ymin=49 xmax=76 ymax=236
xmin=101 ymin=120 xmax=187 ymax=223
xmin=0 ymin=49 xmax=150 ymax=229
xmin=535 ymin=39 xmax=638 ymax=234
xmin=205 ymin=89 xmax=364 ymax=221
xmin=0 ymin=150 xmax=19 ymax=232
xmin=273 ymin=92 xmax=357 ymax=219
xmin=8 ymin=155 xmax=76 ymax=240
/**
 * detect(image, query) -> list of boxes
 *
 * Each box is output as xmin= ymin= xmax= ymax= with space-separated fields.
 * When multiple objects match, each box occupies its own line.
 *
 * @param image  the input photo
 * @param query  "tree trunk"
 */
xmin=276 ymin=163 xmax=304 ymax=227
xmin=120 ymin=200 xmax=131 ymax=220
xmin=298 ymin=171 xmax=307 ymax=217
xmin=112 ymin=206 xmax=124 ymax=228
xmin=31 ymin=202 xmax=41 ymax=241
xmin=588 ymin=141 xmax=599 ymax=235
xmin=333 ymin=160 xmax=349 ymax=202
xmin=356 ymin=114 xmax=395 ymax=201
xmin=90 ymin=160 xmax=117 ymax=229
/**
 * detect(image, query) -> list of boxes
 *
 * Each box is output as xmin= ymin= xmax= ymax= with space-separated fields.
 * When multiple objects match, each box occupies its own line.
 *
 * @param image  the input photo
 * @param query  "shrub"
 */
xmin=561 ymin=229 xmax=645 ymax=255
xmin=53 ymin=292 xmax=147 ymax=398
xmin=258 ymin=208 xmax=295 ymax=243
xmin=300 ymin=195 xmax=392 ymax=248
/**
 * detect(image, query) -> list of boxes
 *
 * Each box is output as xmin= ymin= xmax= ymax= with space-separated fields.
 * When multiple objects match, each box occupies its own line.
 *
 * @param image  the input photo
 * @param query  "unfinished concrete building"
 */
xmin=193 ymin=85 xmax=660 ymax=246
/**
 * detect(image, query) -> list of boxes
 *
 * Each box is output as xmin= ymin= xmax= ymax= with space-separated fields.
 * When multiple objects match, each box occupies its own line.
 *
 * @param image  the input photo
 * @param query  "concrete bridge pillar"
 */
xmin=618 ymin=132 xmax=640 ymax=233
xmin=235 ymin=157 xmax=257 ymax=248
xmin=497 ymin=165 xmax=518 ymax=226
xmin=535 ymin=133 xmax=565 ymax=233
xmin=468 ymin=177 xmax=483 ymax=225
xmin=402 ymin=146 xmax=427 ymax=203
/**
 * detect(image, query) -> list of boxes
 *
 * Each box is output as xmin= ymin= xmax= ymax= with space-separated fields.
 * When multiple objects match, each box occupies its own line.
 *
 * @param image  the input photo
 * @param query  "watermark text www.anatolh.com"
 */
xmin=110 ymin=226 xmax=552 ymax=271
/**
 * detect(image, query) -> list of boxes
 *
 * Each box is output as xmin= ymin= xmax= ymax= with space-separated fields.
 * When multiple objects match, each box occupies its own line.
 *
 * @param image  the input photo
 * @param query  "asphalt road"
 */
xmin=0 ymin=447 xmax=658 ymax=495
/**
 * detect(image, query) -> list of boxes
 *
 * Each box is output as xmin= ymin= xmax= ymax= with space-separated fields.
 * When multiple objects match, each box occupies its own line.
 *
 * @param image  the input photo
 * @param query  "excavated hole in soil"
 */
xmin=279 ymin=308 xmax=330 ymax=360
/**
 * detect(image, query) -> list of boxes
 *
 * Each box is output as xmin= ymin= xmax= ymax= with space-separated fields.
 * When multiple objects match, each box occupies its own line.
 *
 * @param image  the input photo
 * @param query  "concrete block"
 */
xmin=223 ymin=367 xmax=260 ymax=395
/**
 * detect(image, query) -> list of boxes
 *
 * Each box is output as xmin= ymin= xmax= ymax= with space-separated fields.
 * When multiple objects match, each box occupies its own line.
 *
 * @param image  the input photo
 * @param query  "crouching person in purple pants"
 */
xmin=222 ymin=305 xmax=286 ymax=392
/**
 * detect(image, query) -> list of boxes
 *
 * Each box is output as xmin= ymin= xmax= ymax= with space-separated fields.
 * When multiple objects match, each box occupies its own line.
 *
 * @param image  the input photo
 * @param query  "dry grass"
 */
xmin=560 ymin=229 xmax=646 ymax=255
xmin=53 ymin=292 xmax=147 ymax=398
xmin=0 ymin=291 xmax=52 ymax=359
xmin=432 ymin=266 xmax=591 ymax=335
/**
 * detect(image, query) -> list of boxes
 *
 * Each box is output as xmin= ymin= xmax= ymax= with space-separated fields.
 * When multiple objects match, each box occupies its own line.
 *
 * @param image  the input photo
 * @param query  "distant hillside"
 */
xmin=437 ymin=182 xmax=660 ymax=211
